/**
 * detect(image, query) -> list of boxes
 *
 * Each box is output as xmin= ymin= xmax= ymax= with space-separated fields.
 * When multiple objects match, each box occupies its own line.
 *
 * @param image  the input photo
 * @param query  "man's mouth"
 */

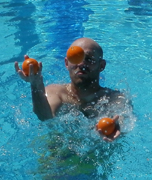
xmin=75 ymin=67 xmax=89 ymax=75
xmin=75 ymin=71 xmax=86 ymax=75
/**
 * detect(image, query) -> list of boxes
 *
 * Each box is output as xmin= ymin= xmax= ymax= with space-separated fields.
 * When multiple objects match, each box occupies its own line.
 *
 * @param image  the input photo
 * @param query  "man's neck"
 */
xmin=70 ymin=82 xmax=103 ymax=103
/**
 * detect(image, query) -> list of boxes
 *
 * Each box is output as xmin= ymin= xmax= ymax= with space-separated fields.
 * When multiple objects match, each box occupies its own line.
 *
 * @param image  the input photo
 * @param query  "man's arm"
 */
xmin=30 ymin=80 xmax=53 ymax=121
xmin=14 ymin=55 xmax=54 ymax=121
xmin=100 ymin=90 xmax=133 ymax=142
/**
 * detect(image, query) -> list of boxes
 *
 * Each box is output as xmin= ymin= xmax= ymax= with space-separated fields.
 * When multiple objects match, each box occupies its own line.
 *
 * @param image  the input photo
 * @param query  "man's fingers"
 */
xmin=98 ymin=129 xmax=102 ymax=134
xmin=39 ymin=62 xmax=42 ymax=72
xmin=24 ymin=55 xmax=29 ymax=60
xmin=113 ymin=130 xmax=120 ymax=139
xmin=29 ymin=64 xmax=34 ymax=76
xmin=14 ymin=61 xmax=20 ymax=72
xmin=113 ymin=115 xmax=119 ymax=122
xmin=103 ymin=137 xmax=113 ymax=142
xmin=18 ymin=70 xmax=27 ymax=80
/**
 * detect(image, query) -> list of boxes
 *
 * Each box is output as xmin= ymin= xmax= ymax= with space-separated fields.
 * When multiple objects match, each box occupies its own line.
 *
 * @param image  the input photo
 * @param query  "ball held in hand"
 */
xmin=96 ymin=117 xmax=116 ymax=136
xmin=22 ymin=58 xmax=39 ymax=76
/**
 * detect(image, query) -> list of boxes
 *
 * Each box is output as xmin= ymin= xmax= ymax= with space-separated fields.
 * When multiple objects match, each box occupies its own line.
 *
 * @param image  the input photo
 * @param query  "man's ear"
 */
xmin=100 ymin=59 xmax=106 ymax=72
xmin=65 ymin=57 xmax=68 ymax=69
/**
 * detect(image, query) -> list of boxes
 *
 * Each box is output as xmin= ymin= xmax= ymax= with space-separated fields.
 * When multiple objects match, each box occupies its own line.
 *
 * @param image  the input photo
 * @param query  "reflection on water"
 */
xmin=127 ymin=0 xmax=152 ymax=15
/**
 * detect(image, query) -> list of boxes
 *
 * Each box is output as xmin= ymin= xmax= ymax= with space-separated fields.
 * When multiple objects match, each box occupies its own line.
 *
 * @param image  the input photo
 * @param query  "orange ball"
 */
xmin=66 ymin=46 xmax=85 ymax=64
xmin=96 ymin=117 xmax=116 ymax=136
xmin=22 ymin=58 xmax=39 ymax=76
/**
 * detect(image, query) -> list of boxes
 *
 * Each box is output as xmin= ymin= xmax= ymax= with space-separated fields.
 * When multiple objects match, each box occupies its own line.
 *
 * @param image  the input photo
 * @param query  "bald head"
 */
xmin=70 ymin=38 xmax=103 ymax=59
xmin=66 ymin=37 xmax=106 ymax=88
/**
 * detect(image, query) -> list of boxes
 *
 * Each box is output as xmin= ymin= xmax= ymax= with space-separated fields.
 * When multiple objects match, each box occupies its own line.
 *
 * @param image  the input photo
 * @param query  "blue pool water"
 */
xmin=0 ymin=0 xmax=152 ymax=179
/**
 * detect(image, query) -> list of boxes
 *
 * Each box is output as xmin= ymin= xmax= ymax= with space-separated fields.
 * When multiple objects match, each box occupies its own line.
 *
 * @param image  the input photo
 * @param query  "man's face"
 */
xmin=65 ymin=46 xmax=105 ymax=88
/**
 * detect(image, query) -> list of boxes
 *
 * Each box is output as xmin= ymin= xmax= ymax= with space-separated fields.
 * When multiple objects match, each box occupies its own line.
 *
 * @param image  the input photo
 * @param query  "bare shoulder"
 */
xmin=103 ymin=87 xmax=127 ymax=103
xmin=45 ymin=84 xmax=67 ymax=93
xmin=45 ymin=84 xmax=68 ymax=102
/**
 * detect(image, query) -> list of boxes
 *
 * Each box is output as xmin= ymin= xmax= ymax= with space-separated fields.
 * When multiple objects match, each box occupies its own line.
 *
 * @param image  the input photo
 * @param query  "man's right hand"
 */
xmin=14 ymin=55 xmax=43 ymax=86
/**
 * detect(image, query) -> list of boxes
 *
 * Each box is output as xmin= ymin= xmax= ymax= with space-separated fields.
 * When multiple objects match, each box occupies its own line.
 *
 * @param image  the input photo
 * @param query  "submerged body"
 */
xmin=45 ymin=84 xmax=125 ymax=119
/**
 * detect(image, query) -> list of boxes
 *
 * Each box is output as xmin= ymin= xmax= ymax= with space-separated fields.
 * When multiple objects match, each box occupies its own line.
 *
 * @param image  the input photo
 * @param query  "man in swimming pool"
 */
xmin=15 ymin=37 xmax=126 ymax=142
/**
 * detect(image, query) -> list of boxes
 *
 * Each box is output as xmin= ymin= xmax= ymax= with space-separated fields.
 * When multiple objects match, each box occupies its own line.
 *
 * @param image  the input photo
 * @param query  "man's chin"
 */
xmin=74 ymin=78 xmax=91 ymax=88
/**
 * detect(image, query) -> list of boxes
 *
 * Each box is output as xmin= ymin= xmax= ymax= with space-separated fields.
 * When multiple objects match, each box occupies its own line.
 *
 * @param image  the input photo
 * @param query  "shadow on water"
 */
xmin=0 ymin=0 xmax=39 ymax=65
xmin=126 ymin=0 xmax=152 ymax=15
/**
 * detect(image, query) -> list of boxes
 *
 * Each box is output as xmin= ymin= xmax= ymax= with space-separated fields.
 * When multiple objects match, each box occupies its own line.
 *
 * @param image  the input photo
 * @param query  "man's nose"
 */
xmin=77 ymin=58 xmax=87 ymax=67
